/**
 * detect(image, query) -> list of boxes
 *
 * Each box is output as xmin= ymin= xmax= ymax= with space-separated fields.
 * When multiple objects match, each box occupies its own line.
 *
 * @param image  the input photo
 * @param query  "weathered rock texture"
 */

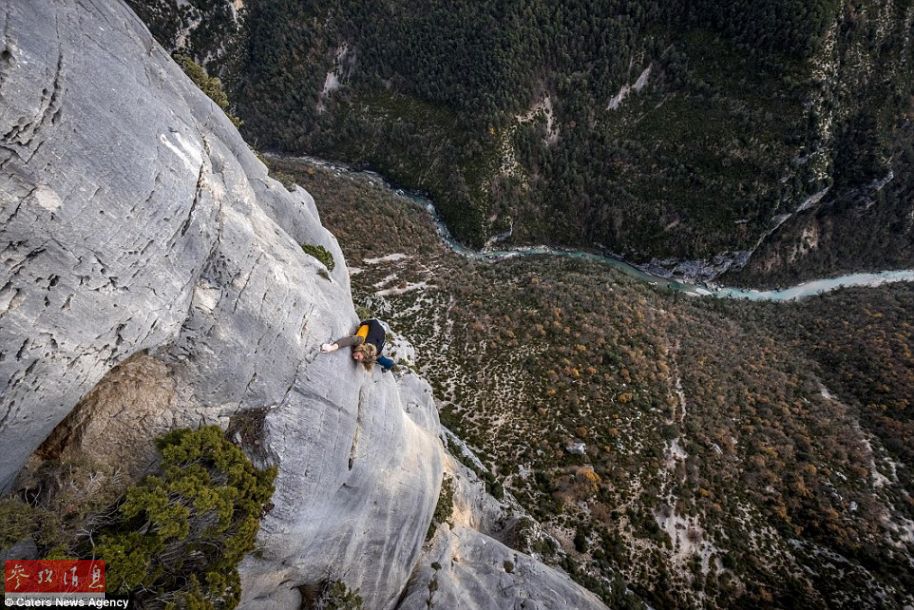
xmin=35 ymin=353 xmax=179 ymax=477
xmin=401 ymin=525 xmax=602 ymax=610
xmin=397 ymin=446 xmax=610 ymax=610
xmin=0 ymin=1 xmax=608 ymax=608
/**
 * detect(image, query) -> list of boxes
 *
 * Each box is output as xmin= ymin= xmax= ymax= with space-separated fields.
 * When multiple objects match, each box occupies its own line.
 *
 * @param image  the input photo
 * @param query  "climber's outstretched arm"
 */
xmin=321 ymin=334 xmax=364 ymax=352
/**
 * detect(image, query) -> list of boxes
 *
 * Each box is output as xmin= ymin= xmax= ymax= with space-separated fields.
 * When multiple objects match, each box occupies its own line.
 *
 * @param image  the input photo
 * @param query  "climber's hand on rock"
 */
xmin=321 ymin=343 xmax=339 ymax=353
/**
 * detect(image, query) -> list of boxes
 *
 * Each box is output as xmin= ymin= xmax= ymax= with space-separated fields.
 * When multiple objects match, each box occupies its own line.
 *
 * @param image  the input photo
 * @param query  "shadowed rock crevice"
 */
xmin=348 ymin=385 xmax=368 ymax=471
xmin=34 ymin=352 xmax=177 ymax=477
xmin=227 ymin=405 xmax=276 ymax=470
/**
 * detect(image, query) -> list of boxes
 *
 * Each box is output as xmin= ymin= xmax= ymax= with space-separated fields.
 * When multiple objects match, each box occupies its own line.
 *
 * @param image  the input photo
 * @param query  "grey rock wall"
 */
xmin=0 ymin=0 xmax=345 ymax=491
xmin=239 ymin=373 xmax=444 ymax=608
xmin=399 ymin=525 xmax=608 ymax=610
xmin=0 ymin=1 xmax=608 ymax=608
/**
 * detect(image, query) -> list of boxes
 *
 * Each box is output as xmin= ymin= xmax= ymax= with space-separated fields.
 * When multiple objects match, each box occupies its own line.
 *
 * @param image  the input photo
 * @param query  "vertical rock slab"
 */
xmin=238 ymin=372 xmax=443 ymax=609
xmin=1 ymin=0 xmax=212 ymax=490
xmin=0 ymin=0 xmax=347 ymax=489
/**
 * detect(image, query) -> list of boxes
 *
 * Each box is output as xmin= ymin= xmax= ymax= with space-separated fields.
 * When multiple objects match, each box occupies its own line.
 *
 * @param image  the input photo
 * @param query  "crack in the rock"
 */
xmin=232 ymin=253 xmax=264 ymax=313
xmin=4 ymin=186 xmax=37 ymax=224
xmin=167 ymin=155 xmax=206 ymax=246
xmin=348 ymin=385 xmax=367 ymax=471
xmin=9 ymin=246 xmax=46 ymax=276
xmin=0 ymin=3 xmax=13 ymax=94
xmin=0 ymin=398 xmax=16 ymax=431
xmin=139 ymin=159 xmax=163 ymax=211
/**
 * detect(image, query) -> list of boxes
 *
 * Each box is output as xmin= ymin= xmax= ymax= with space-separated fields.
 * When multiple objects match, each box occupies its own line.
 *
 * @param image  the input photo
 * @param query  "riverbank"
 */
xmin=269 ymin=153 xmax=914 ymax=302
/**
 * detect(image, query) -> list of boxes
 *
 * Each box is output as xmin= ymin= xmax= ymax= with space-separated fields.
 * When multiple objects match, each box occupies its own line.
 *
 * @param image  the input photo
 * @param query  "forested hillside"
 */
xmin=131 ymin=0 xmax=914 ymax=285
xmin=274 ymin=157 xmax=914 ymax=609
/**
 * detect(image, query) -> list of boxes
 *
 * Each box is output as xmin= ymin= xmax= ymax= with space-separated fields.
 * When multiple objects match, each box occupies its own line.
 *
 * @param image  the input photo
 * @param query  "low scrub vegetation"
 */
xmin=0 ymin=427 xmax=276 ymax=608
xmin=298 ymin=157 xmax=914 ymax=609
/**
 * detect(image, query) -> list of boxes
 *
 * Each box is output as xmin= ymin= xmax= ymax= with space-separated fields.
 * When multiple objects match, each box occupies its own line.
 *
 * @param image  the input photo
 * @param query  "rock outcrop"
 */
xmin=0 ymin=1 xmax=608 ymax=608
xmin=401 ymin=525 xmax=602 ymax=610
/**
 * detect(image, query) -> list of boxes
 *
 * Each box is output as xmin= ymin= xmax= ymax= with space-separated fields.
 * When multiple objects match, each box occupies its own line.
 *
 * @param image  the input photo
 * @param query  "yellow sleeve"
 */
xmin=356 ymin=324 xmax=369 ymax=343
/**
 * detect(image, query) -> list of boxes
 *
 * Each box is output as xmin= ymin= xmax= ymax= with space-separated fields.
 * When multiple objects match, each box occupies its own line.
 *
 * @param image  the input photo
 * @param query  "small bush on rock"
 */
xmin=0 ymin=497 xmax=37 ymax=550
xmin=1 ymin=459 xmax=129 ymax=561
xmin=302 ymin=244 xmax=336 ymax=272
xmin=425 ymin=475 xmax=455 ymax=541
xmin=173 ymin=53 xmax=242 ymax=128
xmin=314 ymin=580 xmax=363 ymax=610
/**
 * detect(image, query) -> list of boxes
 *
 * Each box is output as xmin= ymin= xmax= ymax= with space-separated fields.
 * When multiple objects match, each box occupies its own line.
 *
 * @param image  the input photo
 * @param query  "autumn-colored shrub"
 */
xmin=173 ymin=53 xmax=242 ymax=128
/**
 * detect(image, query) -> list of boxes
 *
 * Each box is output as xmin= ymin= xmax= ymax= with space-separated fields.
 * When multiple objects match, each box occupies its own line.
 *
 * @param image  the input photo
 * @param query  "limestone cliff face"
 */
xmin=0 ymin=1 xmax=607 ymax=608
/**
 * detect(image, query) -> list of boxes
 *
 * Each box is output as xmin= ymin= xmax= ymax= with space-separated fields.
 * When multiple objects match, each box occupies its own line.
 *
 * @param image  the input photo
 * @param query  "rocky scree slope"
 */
xmin=0 ymin=1 xmax=607 ymax=608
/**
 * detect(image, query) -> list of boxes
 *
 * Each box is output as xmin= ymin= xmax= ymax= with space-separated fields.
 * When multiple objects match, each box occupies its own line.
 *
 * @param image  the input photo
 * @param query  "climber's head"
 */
xmin=352 ymin=343 xmax=377 ymax=370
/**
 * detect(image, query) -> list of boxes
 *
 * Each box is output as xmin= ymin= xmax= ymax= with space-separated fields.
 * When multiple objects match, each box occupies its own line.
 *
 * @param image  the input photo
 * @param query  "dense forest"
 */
xmin=133 ymin=0 xmax=914 ymax=286
xmin=277 ymin=157 xmax=914 ymax=609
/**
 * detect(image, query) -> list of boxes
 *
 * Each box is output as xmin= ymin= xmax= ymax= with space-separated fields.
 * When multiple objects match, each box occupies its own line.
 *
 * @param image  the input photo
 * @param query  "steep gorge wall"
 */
xmin=166 ymin=0 xmax=914 ymax=284
xmin=0 ymin=2 xmax=608 ymax=608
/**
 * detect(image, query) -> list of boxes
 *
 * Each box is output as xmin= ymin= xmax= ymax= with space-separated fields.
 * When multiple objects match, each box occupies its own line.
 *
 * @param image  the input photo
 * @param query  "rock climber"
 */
xmin=321 ymin=318 xmax=398 ymax=372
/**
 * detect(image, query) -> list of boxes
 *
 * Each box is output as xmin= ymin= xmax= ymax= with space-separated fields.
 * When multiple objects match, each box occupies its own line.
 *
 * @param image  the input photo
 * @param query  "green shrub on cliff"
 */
xmin=95 ymin=426 xmax=276 ymax=608
xmin=1 ymin=459 xmax=129 ymax=562
xmin=425 ymin=475 xmax=455 ymax=541
xmin=302 ymin=243 xmax=336 ymax=272
xmin=174 ymin=53 xmax=242 ymax=128
xmin=0 ymin=497 xmax=36 ymax=549
xmin=316 ymin=580 xmax=363 ymax=610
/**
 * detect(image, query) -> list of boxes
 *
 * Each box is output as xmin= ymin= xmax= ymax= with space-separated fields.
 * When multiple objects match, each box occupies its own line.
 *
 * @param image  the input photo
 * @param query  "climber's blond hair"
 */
xmin=353 ymin=342 xmax=377 ymax=371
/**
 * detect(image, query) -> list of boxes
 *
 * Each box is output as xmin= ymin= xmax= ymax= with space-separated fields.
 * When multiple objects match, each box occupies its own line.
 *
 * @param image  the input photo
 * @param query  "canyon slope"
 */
xmin=281 ymin=157 xmax=914 ymax=609
xmin=131 ymin=0 xmax=914 ymax=286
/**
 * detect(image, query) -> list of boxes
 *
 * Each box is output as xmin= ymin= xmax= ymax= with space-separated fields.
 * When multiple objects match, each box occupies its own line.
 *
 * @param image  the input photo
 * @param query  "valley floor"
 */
xmin=273 ymin=157 xmax=914 ymax=609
